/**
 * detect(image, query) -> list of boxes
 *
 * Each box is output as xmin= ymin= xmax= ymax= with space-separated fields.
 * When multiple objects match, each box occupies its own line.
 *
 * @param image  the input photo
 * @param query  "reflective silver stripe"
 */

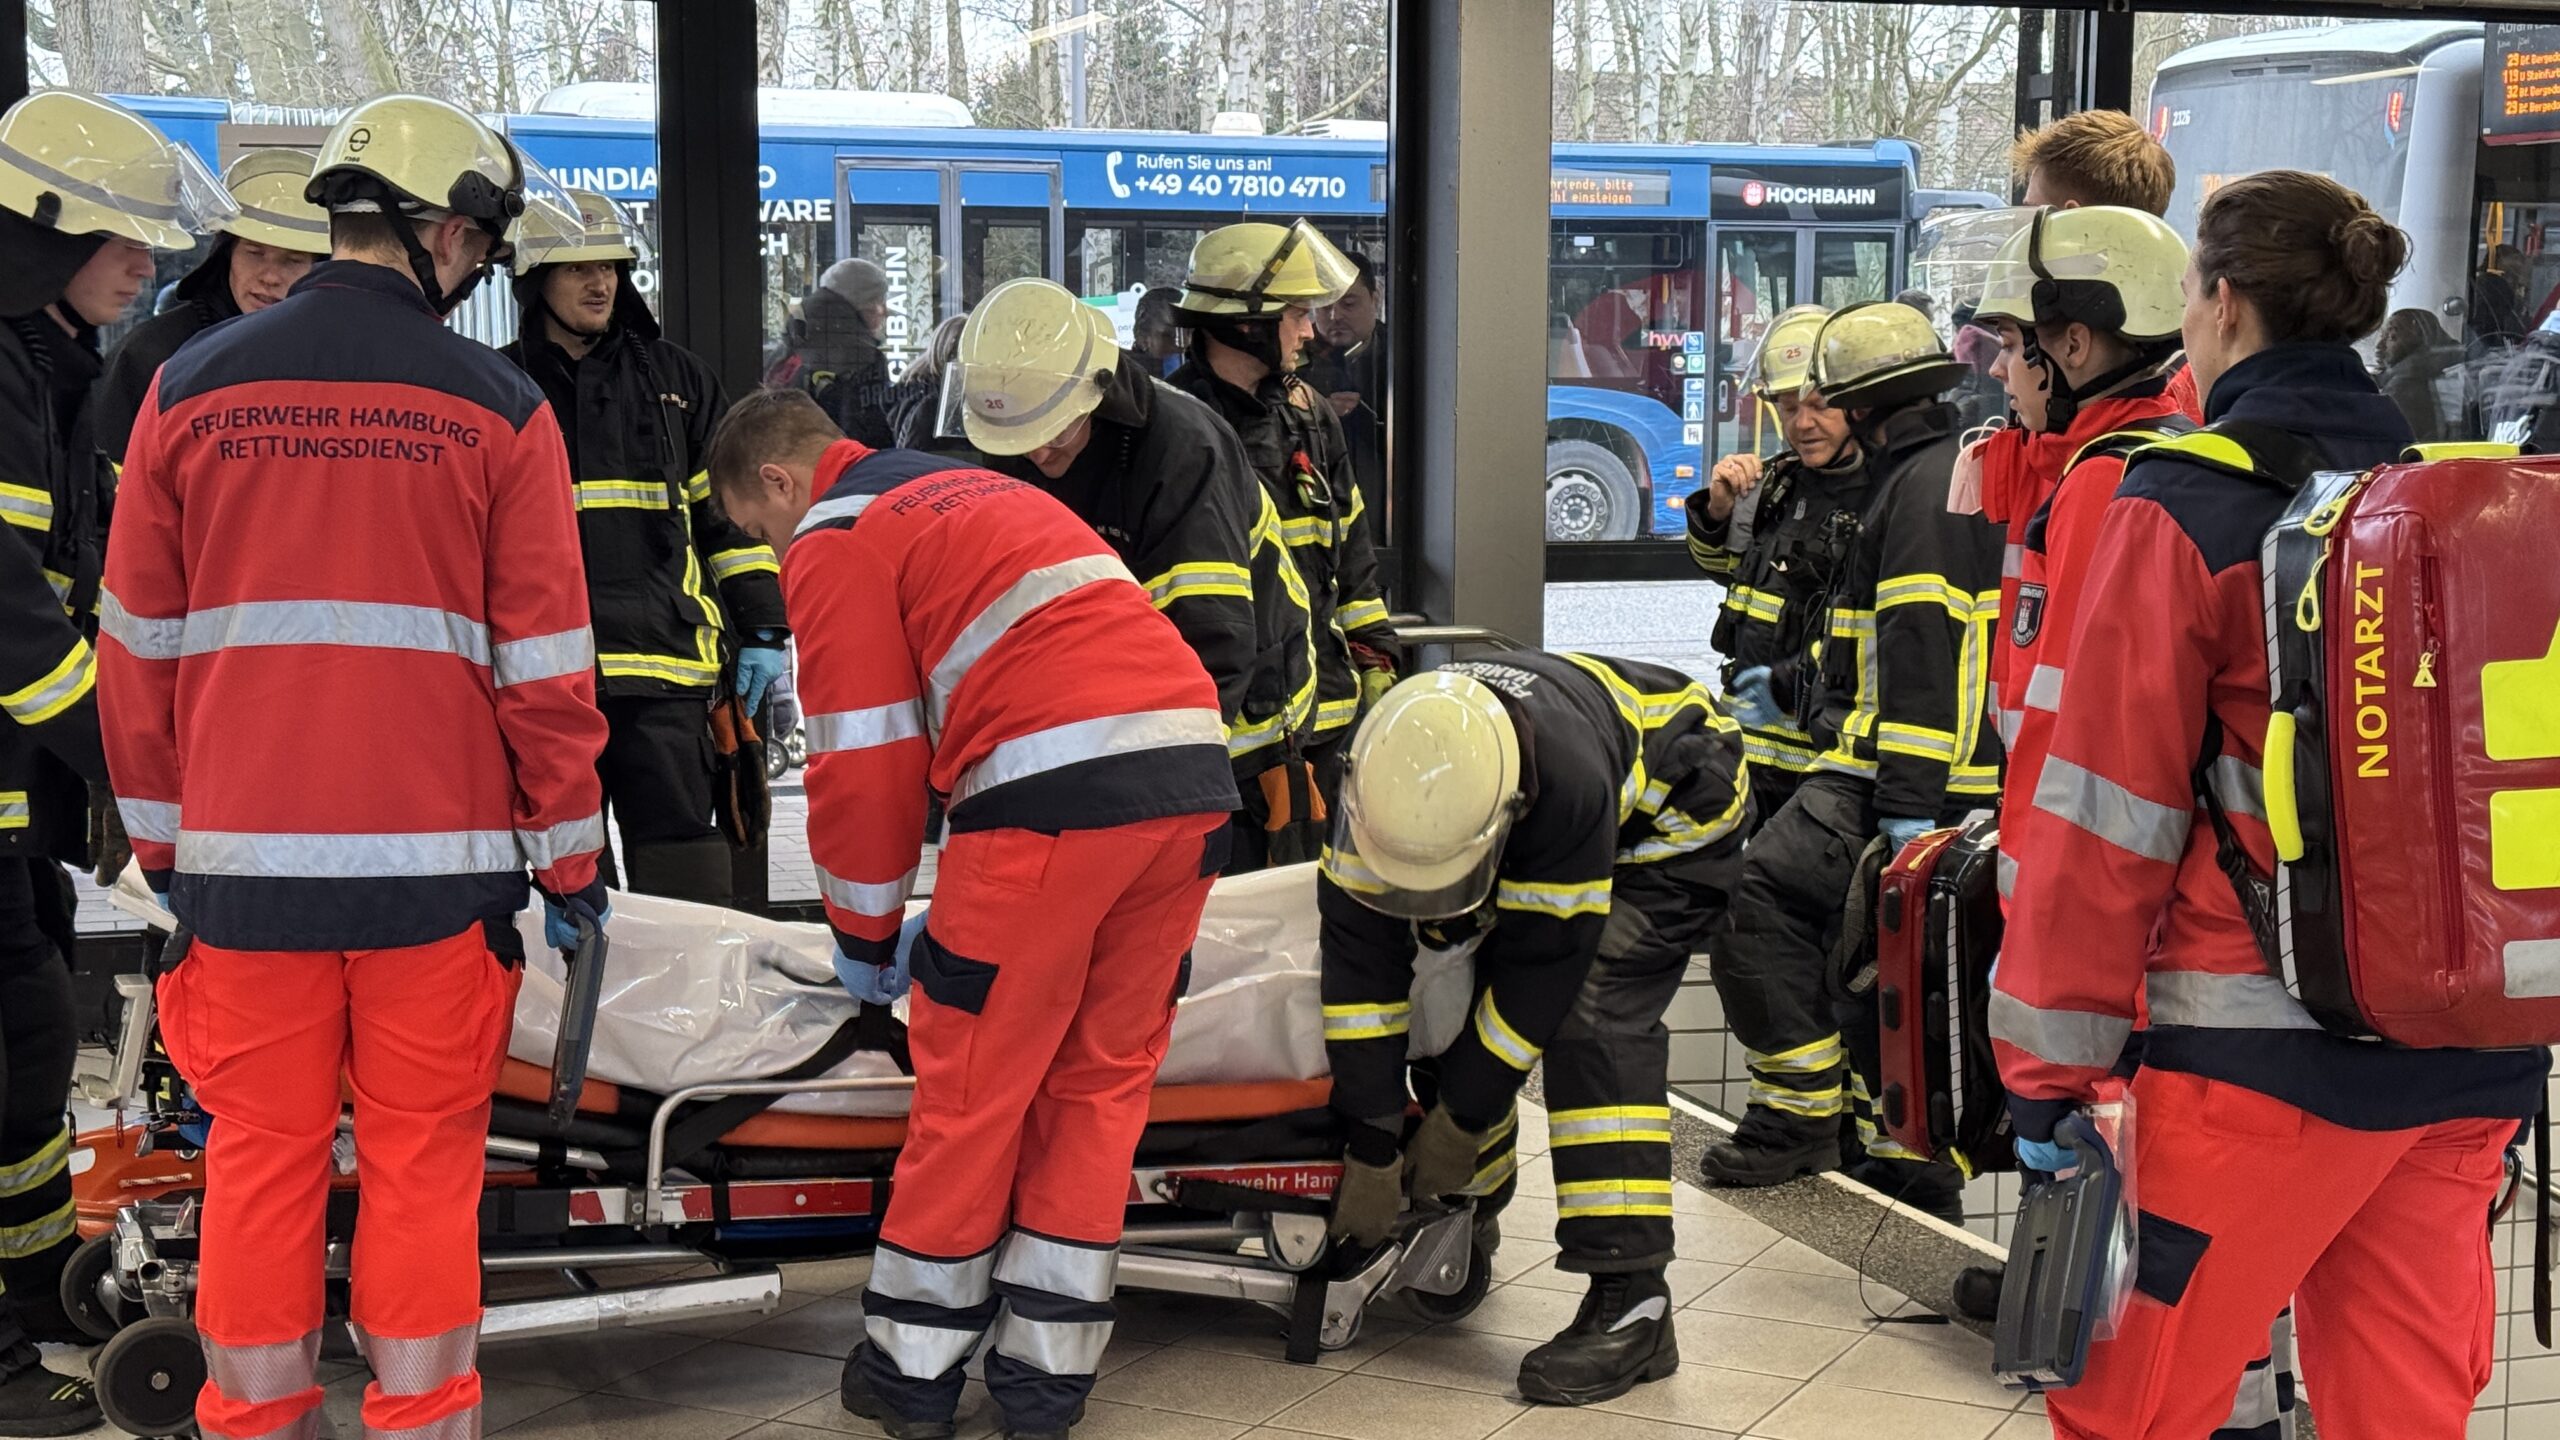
xmin=2023 ymin=664 xmax=2064 ymax=714
xmin=0 ymin=485 xmax=52 ymax=528
xmin=2002 ymin=543 xmax=2023 ymax=581
xmin=358 ymin=1323 xmax=478 ymax=1395
xmin=1996 ymin=851 xmax=2018 ymax=900
xmin=1554 ymin=1180 xmax=1676 ymax=1216
xmin=2209 ymin=754 xmax=2266 ymax=822
xmin=0 ymin=795 xmax=25 ymax=828
xmin=0 ymin=1127 xmax=64 ymax=1197
xmin=951 ymin=707 xmax=1226 ymax=804
xmin=807 ymin=701 xmax=928 ymax=755
xmin=870 ymin=1244 xmax=997 ymax=1310
xmin=1997 ymin=707 xmax=2023 ymax=749
xmin=183 ymin=601 xmax=491 ymax=664
xmin=1987 ymin=990 xmax=2132 ymax=1070
xmin=191 ymin=1333 xmax=302 ymax=1412
xmin=990 ymin=1312 xmax=1113 ymax=1377
xmin=0 ymin=1200 xmax=72 ymax=1257
xmin=2226 ymin=1354 xmax=2281 ymax=1432
xmin=2033 ymin=756 xmax=2190 ymax=865
xmin=2 ymin=642 xmax=92 ymax=723
xmin=865 ymin=1315 xmax=985 ymax=1381
xmin=99 ymin=590 xmax=184 ymax=660
xmin=816 ymin=863 xmax=916 ymax=919
xmin=118 ymin=797 xmax=180 ymax=846
xmin=2144 ymin=970 xmax=2321 ymax=1031
xmin=177 ymin=829 xmax=521 ymax=879
xmin=492 ymin=629 xmax=594 ymax=687
xmin=1322 ymin=1003 xmax=1411 ymax=1040
xmin=995 ymin=1230 xmax=1117 ymax=1304
xmin=517 ymin=812 xmax=605 ymax=870
xmin=1472 ymin=991 xmax=1540 ymax=1071
xmin=928 ymin=555 xmax=1133 ymax=731
xmin=235 ymin=201 xmax=330 ymax=241
xmin=1546 ymin=1107 xmax=1672 ymax=1147
xmin=366 ymin=1411 xmax=477 ymax=1440
xmin=795 ymin=490 xmax=881 ymax=536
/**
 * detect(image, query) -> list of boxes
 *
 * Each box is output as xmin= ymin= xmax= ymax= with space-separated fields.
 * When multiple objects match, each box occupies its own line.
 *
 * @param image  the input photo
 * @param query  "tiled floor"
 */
xmin=49 ymin=1102 xmax=2042 ymax=1440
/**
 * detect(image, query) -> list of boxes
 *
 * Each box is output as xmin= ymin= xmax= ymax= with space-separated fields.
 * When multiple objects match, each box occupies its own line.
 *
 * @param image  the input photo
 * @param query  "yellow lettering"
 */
xmin=2356 ymin=704 xmax=2389 ymax=741
xmin=2357 ymin=742 xmax=2391 ymax=779
xmin=2354 ymin=615 xmax=2386 ymax=648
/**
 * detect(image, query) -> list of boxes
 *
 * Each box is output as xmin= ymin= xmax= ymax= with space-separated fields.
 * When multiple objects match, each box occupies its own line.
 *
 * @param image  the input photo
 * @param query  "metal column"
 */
xmin=1388 ymin=0 xmax=1554 ymax=650
xmin=653 ymin=0 xmax=764 ymax=401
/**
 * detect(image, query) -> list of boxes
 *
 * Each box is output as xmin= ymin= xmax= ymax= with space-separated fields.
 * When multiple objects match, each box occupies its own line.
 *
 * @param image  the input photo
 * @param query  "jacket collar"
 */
xmin=292 ymin=259 xmax=441 ymax=318
xmin=2207 ymin=342 xmax=2412 ymax=457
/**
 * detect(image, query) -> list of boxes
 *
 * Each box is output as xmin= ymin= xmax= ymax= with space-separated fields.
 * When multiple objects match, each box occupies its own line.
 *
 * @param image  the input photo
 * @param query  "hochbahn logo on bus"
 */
xmin=1742 ymin=179 xmax=1881 ymax=208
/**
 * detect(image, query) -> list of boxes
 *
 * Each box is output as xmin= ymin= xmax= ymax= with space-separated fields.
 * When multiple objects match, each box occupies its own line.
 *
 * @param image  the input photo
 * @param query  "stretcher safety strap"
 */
xmin=518 ymin=812 xmax=606 ymax=871
xmin=1323 ymin=1001 xmax=1411 ymax=1042
xmin=2145 ymin=970 xmax=2322 ymax=1032
xmin=2034 ymin=756 xmax=2191 ymax=865
xmin=492 ymin=628 xmax=595 ymax=688
xmin=929 ymin=555 xmax=1135 ymax=735
xmin=994 ymin=1230 xmax=1117 ymax=1305
xmin=98 ymin=590 xmax=184 ymax=660
xmin=1 ymin=638 xmax=92 ymax=725
xmin=951 ymin=707 xmax=1227 ymax=805
xmin=202 ymin=1332 xmax=324 ymax=1408
xmin=1472 ymin=992 xmax=1541 ymax=1072
xmin=1555 ymin=1179 xmax=1674 ymax=1218
xmin=1546 ymin=1106 xmax=1672 ymax=1148
xmin=807 ymin=700 xmax=928 ymax=756
xmin=118 ymin=795 xmax=180 ymax=845
xmin=817 ymin=862 xmax=917 ymax=920
xmin=1986 ymin=990 xmax=2132 ymax=1071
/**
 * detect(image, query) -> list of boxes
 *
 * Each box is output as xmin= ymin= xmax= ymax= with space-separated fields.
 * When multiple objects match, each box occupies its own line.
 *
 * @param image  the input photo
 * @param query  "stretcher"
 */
xmin=64 ymin=867 xmax=1494 ymax=1438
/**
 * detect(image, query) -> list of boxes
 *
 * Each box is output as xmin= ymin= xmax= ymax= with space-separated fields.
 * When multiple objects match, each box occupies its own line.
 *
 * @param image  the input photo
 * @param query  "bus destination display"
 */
xmin=2486 ymin=23 xmax=2560 ymax=147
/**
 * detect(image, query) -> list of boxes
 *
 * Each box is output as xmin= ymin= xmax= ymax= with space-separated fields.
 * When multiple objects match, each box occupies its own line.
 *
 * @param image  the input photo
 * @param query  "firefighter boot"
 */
xmin=1697 ymin=1105 xmax=1842 ymax=1188
xmin=1953 ymin=1264 xmax=2003 ymax=1322
xmin=840 ymin=1350 xmax=956 ymax=1440
xmin=0 ymin=1346 xmax=97 ymax=1438
xmin=1846 ymin=1155 xmax=1967 ymax=1225
xmin=1516 ymin=1269 xmax=1679 ymax=1406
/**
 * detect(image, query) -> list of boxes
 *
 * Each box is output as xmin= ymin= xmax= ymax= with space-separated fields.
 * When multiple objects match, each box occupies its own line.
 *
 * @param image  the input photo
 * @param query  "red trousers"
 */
xmin=157 ymin=926 xmax=520 ymax=1440
xmin=883 ymin=816 xmax=1218 ymax=1259
xmin=2047 ymin=1067 xmax=2512 ymax=1440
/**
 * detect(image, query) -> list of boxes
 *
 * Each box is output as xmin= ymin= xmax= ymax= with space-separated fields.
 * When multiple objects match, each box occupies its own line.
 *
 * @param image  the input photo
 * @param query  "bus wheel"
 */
xmin=1545 ymin=440 xmax=1642 ymax=543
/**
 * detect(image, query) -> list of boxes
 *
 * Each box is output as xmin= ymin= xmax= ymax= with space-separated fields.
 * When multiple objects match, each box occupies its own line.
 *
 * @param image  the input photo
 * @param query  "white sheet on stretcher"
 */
xmin=115 ymin=862 xmax=1474 ymax=1119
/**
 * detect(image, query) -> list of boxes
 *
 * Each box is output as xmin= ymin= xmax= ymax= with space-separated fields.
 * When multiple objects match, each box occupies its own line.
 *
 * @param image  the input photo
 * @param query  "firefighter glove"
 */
xmin=736 ymin=636 xmax=789 ymax=716
xmin=1330 ymin=1151 xmax=1405 ymax=1247
xmin=1406 ymin=1102 xmax=1493 ymax=1203
xmin=1879 ymin=816 xmax=1934 ymax=852
xmin=1726 ymin=665 xmax=1781 ymax=729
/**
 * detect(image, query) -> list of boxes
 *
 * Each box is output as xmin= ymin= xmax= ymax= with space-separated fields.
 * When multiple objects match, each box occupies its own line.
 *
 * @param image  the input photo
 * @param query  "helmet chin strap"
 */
xmin=1199 ymin=315 xmax=1288 ymax=372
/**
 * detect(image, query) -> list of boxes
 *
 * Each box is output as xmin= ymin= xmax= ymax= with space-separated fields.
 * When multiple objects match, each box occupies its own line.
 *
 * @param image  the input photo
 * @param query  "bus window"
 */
xmin=1815 ymin=232 xmax=1895 ymax=308
xmin=964 ymin=212 xmax=1049 ymax=309
xmin=1715 ymin=230 xmax=1800 ymax=464
xmin=843 ymin=210 xmax=941 ymax=382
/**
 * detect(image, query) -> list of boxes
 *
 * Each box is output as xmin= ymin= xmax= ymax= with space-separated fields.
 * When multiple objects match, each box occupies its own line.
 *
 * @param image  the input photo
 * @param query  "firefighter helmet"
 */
xmin=1808 ymin=302 xmax=1971 ymax=411
xmin=1975 ymin=204 xmax=2188 ymax=344
xmin=306 ymin=94 xmax=579 ymax=262
xmin=1749 ymin=305 xmax=1832 ymax=399
xmin=513 ymin=187 xmax=645 ymax=274
xmin=1175 ymin=219 xmax=1359 ymax=320
xmin=943 ymin=277 xmax=1118 ymax=456
xmin=0 ymin=91 xmax=234 ymax=249
xmin=1330 ymin=671 xmax=1524 ymax=920
xmin=220 ymin=150 xmax=329 ymax=255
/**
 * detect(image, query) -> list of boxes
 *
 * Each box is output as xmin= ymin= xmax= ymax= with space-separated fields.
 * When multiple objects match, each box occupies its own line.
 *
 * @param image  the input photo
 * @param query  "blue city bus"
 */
xmin=124 ymin=94 xmax=1966 ymax=541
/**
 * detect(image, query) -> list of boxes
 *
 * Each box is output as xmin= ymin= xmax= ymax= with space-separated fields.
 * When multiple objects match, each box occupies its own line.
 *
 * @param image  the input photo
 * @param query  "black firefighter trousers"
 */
xmin=0 ymin=859 xmax=77 ymax=1365
xmin=596 ymin=694 xmax=733 ymax=907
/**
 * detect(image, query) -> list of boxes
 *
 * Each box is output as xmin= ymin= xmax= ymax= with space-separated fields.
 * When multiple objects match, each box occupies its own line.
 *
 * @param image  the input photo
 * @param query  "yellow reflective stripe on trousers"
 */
xmin=1 ymin=638 xmax=94 ymax=725
xmin=1555 ymin=1179 xmax=1675 ymax=1218
xmin=573 ymin=479 xmax=671 ymax=510
xmin=0 ymin=481 xmax=52 ymax=532
xmin=0 ymin=1127 xmax=66 ymax=1195
xmin=1750 ymin=1079 xmax=1846 ymax=1116
xmin=1746 ymin=1034 xmax=1845 ymax=1074
xmin=1322 ymin=1001 xmax=1412 ymax=1041
xmin=1546 ymin=1106 xmax=1673 ymax=1147
xmin=0 ymin=1199 xmax=72 ymax=1259
xmin=1471 ymin=991 xmax=1542 ymax=1071
xmin=708 ymin=545 xmax=781 ymax=581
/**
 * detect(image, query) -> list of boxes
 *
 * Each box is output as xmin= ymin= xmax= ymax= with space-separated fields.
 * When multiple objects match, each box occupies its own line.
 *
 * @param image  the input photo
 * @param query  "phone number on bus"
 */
xmin=1126 ymin=172 xmax=1352 ymax=201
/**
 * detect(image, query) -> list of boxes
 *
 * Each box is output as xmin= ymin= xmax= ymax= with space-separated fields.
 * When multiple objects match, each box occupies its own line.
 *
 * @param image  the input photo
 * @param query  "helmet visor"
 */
xmin=65 ymin=140 xmax=238 ymax=248
xmin=496 ymin=149 xmax=584 ymax=268
xmin=1324 ymin=759 xmax=1517 ymax=921
xmin=1910 ymin=206 xmax=2039 ymax=342
xmin=939 ymin=355 xmax=1109 ymax=455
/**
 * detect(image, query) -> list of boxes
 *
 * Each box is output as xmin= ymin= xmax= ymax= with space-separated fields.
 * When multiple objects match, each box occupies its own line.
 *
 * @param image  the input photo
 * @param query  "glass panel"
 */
xmin=1815 ymin=231 xmax=1895 ymax=309
xmin=963 ymin=212 xmax=1048 ymax=308
xmin=1713 ymin=229 xmax=1799 ymax=466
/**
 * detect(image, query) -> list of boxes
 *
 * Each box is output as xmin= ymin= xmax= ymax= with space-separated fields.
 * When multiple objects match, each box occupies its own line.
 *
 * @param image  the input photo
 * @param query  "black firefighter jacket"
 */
xmin=502 ymin=283 xmax=786 ymax=697
xmin=94 ymin=235 xmax=244 ymax=467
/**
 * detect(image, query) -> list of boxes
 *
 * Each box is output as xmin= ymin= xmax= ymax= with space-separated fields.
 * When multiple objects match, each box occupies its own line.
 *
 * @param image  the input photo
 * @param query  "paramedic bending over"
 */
xmin=1988 ymin=171 xmax=2549 ymax=1438
xmin=706 ymin=388 xmax=1236 ymax=1440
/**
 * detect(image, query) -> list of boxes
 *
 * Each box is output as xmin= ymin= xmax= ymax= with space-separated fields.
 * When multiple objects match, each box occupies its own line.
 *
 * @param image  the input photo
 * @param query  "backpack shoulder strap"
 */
xmin=2065 ymin=415 xmax=2198 ymax=474
xmin=2130 ymin=417 xmax=2326 ymax=497
xmin=2402 ymin=441 xmax=2522 ymax=463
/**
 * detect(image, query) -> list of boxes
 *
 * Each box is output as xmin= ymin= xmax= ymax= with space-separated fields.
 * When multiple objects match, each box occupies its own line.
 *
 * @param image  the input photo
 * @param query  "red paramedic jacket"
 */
xmin=788 ymin=440 xmax=1238 ymax=963
xmin=99 ymin=261 xmax=611 ymax=952
xmin=1986 ymin=381 xmax=2194 ymax=905
xmin=1991 ymin=343 xmax=2547 ymax=1142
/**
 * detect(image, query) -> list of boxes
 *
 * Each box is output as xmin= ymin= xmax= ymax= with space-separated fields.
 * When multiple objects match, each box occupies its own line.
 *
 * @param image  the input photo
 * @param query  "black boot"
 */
xmin=1515 ymin=1270 xmax=1678 ymax=1406
xmin=1844 ymin=1156 xmax=1967 ymax=1225
xmin=1952 ymin=1264 xmax=2003 ymax=1322
xmin=840 ymin=1348 xmax=955 ymax=1440
xmin=1698 ymin=1105 xmax=1841 ymax=1188
xmin=0 ymin=1345 xmax=98 ymax=1438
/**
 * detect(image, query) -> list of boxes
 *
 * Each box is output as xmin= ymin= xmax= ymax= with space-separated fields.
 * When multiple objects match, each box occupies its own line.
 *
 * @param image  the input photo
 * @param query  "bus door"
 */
xmin=1813 ymin=228 xmax=1899 ymax=309
xmin=1711 ymin=227 xmax=1802 ymax=461
xmin=834 ymin=157 xmax=1064 ymax=376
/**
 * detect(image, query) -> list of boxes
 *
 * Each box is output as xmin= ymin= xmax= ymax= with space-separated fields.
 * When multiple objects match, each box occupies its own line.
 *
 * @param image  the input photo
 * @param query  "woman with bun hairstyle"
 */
xmin=1992 ymin=171 xmax=2548 ymax=1437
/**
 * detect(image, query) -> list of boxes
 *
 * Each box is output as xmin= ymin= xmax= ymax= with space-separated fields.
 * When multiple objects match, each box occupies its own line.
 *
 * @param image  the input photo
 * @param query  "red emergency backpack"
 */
xmin=2154 ymin=424 xmax=2560 ymax=1049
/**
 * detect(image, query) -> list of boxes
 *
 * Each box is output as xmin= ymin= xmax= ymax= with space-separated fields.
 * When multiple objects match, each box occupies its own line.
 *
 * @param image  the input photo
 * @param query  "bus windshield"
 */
xmin=2153 ymin=55 xmax=2414 ymax=237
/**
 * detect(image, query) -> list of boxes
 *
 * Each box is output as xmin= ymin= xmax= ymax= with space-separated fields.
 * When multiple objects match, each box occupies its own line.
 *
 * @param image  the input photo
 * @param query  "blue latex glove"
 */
xmin=1725 ymin=665 xmax=1782 ymax=729
xmin=544 ymin=895 xmax=612 ymax=952
xmin=836 ymin=910 xmax=926 ymax=1006
xmin=1879 ymin=816 xmax=1934 ymax=851
xmin=736 ymin=640 xmax=788 ymax=716
xmin=2016 ymin=1134 xmax=2076 ymax=1176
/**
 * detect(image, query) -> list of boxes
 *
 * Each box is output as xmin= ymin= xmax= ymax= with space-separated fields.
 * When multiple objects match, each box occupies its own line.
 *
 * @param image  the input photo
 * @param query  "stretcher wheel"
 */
xmin=93 ymin=1316 xmax=204 ymax=1438
xmin=59 ymin=1234 xmax=134 ymax=1341
xmin=1395 ymin=1238 xmax=1492 ymax=1325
